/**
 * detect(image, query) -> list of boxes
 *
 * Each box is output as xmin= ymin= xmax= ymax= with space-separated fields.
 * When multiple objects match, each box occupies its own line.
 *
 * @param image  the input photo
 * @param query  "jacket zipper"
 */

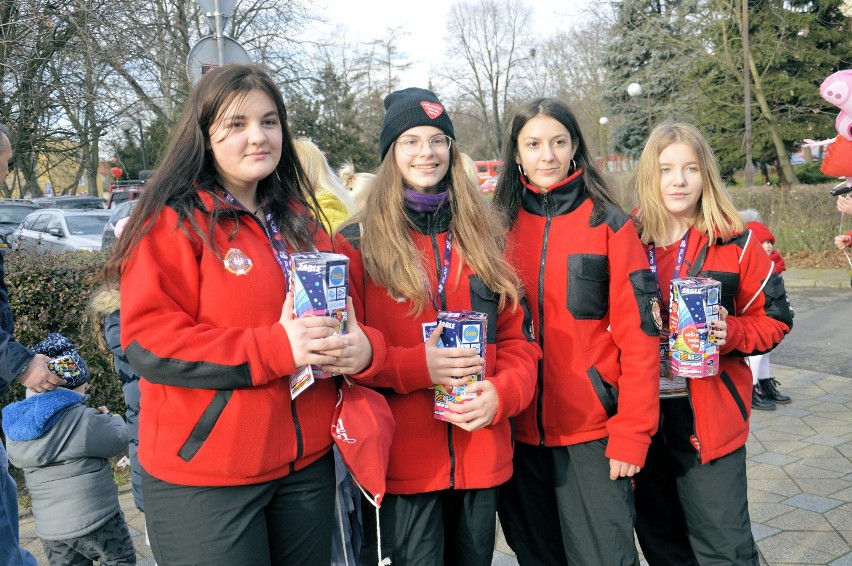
xmin=242 ymin=209 xmax=305 ymax=472
xmin=290 ymin=390 xmax=304 ymax=473
xmin=429 ymin=212 xmax=455 ymax=488
xmin=685 ymin=379 xmax=702 ymax=463
xmin=537 ymin=192 xmax=552 ymax=445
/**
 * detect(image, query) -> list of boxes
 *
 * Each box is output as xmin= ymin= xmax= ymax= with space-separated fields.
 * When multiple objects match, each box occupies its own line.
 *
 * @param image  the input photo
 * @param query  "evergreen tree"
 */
xmin=695 ymin=0 xmax=852 ymax=183
xmin=287 ymin=64 xmax=378 ymax=172
xmin=601 ymin=0 xmax=698 ymax=156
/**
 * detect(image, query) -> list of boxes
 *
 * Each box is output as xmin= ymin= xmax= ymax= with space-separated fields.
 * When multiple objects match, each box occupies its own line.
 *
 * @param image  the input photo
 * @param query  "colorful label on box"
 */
xmin=669 ymin=277 xmax=720 ymax=378
xmin=427 ymin=311 xmax=488 ymax=421
xmin=289 ymin=252 xmax=349 ymax=398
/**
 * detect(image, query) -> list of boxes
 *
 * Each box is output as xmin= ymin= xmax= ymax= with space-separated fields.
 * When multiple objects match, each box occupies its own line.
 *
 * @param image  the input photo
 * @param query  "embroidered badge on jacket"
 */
xmin=650 ymin=296 xmax=663 ymax=331
xmin=224 ymin=248 xmax=253 ymax=276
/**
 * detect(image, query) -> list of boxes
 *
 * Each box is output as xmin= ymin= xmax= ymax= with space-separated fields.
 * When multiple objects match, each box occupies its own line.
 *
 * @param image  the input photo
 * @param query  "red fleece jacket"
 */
xmin=506 ymin=172 xmax=660 ymax=467
xmin=121 ymin=190 xmax=385 ymax=486
xmin=654 ymin=227 xmax=792 ymax=463
xmin=338 ymin=215 xmax=540 ymax=494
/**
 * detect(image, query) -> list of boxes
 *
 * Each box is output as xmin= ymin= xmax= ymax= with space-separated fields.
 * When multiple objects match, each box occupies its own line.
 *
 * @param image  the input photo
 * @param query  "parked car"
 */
xmin=31 ymin=195 xmax=106 ymax=210
xmin=10 ymin=209 xmax=111 ymax=253
xmin=0 ymin=202 xmax=41 ymax=249
xmin=101 ymin=200 xmax=138 ymax=249
xmin=479 ymin=174 xmax=499 ymax=195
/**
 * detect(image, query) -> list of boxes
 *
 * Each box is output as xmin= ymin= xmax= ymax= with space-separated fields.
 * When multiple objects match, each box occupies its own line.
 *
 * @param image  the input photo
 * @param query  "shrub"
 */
xmin=0 ymin=250 xmax=123 ymax=412
xmin=794 ymin=163 xmax=835 ymax=185
xmin=729 ymin=183 xmax=846 ymax=257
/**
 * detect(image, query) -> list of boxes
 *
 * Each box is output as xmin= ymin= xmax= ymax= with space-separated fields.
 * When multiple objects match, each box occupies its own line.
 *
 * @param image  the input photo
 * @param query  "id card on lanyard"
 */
xmin=647 ymin=232 xmax=689 ymax=397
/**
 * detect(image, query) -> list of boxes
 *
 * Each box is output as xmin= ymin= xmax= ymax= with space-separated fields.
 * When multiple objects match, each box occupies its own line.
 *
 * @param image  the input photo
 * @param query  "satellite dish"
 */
xmin=187 ymin=35 xmax=251 ymax=85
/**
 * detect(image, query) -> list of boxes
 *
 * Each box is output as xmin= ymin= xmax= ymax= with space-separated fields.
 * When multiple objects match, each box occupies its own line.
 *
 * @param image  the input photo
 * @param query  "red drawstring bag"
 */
xmin=331 ymin=376 xmax=395 ymax=565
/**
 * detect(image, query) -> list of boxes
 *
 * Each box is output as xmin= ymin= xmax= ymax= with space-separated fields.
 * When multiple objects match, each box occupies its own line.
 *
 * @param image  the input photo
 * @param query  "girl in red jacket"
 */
xmin=103 ymin=65 xmax=379 ymax=566
xmin=337 ymin=87 xmax=540 ymax=566
xmin=492 ymin=98 xmax=660 ymax=566
xmin=631 ymin=122 xmax=792 ymax=565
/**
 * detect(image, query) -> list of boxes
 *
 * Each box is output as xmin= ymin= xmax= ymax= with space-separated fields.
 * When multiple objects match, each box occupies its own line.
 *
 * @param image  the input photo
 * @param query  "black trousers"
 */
xmin=142 ymin=450 xmax=335 ymax=566
xmin=634 ymin=397 xmax=758 ymax=566
xmin=498 ymin=440 xmax=639 ymax=566
xmin=360 ymin=487 xmax=498 ymax=566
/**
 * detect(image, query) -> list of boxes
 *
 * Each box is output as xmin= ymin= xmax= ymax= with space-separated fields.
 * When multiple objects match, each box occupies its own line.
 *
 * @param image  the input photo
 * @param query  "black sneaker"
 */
xmin=760 ymin=378 xmax=791 ymax=404
xmin=752 ymin=384 xmax=776 ymax=410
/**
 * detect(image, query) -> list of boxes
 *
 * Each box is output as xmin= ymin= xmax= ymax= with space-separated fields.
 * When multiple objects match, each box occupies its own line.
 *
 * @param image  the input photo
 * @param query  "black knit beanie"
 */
xmin=379 ymin=87 xmax=455 ymax=160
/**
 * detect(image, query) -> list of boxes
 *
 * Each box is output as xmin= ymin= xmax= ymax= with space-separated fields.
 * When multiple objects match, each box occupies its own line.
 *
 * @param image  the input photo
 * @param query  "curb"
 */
xmin=783 ymin=278 xmax=850 ymax=289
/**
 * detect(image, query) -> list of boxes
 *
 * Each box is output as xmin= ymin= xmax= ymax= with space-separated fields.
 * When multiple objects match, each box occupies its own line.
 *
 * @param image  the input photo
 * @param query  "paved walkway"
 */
xmin=495 ymin=362 xmax=852 ymax=566
xmin=17 ymin=361 xmax=852 ymax=565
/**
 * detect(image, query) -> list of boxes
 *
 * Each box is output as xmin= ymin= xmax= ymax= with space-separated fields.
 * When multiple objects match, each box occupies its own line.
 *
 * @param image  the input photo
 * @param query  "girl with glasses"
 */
xmin=492 ymin=98 xmax=660 ymax=566
xmin=337 ymin=87 xmax=540 ymax=566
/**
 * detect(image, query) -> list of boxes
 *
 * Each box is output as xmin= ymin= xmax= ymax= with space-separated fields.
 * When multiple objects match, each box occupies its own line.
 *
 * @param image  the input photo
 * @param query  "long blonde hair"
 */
xmin=293 ymin=138 xmax=355 ymax=213
xmin=633 ymin=121 xmax=743 ymax=245
xmin=355 ymin=144 xmax=520 ymax=316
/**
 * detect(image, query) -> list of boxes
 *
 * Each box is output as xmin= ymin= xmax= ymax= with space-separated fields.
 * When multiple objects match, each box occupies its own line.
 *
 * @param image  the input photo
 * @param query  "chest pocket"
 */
xmin=567 ymin=254 xmax=609 ymax=320
xmin=701 ymin=270 xmax=738 ymax=314
xmin=469 ymin=275 xmax=498 ymax=344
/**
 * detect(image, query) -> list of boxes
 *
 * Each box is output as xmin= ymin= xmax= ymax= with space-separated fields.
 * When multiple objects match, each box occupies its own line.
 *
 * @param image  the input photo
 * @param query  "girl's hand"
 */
xmin=609 ymin=459 xmax=640 ymax=480
xmin=317 ymin=297 xmax=373 ymax=376
xmin=709 ymin=305 xmax=728 ymax=348
xmin=279 ymin=291 xmax=346 ymax=367
xmin=442 ymin=379 xmax=498 ymax=432
xmin=837 ymin=194 xmax=852 ymax=215
xmin=425 ymin=323 xmax=484 ymax=387
xmin=835 ymin=234 xmax=852 ymax=250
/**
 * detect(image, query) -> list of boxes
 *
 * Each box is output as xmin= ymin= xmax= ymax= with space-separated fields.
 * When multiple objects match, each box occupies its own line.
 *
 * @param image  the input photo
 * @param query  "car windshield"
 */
xmin=65 ymin=215 xmax=109 ymax=235
xmin=0 ymin=208 xmax=34 ymax=224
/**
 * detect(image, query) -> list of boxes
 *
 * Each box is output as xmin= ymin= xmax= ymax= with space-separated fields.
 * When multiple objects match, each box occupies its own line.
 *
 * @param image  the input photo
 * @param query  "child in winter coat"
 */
xmin=2 ymin=334 xmax=135 ymax=565
xmin=746 ymin=221 xmax=792 ymax=410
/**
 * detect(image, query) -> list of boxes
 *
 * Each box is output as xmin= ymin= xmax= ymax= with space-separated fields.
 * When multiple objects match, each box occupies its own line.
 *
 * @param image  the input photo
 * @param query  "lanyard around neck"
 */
xmin=647 ymin=230 xmax=690 ymax=295
xmin=432 ymin=231 xmax=453 ymax=312
xmin=222 ymin=190 xmax=291 ymax=281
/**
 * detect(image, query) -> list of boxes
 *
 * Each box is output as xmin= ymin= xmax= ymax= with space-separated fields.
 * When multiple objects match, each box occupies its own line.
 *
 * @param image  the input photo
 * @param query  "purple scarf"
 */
xmin=404 ymin=185 xmax=449 ymax=213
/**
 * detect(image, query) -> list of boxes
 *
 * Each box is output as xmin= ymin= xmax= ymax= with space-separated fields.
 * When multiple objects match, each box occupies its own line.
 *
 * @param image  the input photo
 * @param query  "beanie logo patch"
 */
xmin=420 ymin=101 xmax=444 ymax=120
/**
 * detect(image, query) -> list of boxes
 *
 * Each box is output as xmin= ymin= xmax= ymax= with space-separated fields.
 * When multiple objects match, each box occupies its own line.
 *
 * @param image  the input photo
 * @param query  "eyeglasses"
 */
xmin=395 ymin=135 xmax=453 ymax=157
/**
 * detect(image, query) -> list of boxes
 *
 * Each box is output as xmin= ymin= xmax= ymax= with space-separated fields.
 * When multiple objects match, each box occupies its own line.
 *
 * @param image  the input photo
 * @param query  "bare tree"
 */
xmin=442 ymin=0 xmax=533 ymax=156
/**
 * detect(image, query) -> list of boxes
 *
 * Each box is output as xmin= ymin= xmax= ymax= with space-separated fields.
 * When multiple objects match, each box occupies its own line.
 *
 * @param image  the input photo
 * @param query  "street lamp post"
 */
xmin=119 ymin=119 xmax=148 ymax=173
xmin=599 ymin=116 xmax=609 ymax=172
xmin=627 ymin=82 xmax=653 ymax=131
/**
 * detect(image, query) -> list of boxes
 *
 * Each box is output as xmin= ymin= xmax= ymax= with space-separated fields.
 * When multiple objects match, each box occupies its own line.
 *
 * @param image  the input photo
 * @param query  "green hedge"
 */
xmin=0 ymin=250 xmax=124 ymax=411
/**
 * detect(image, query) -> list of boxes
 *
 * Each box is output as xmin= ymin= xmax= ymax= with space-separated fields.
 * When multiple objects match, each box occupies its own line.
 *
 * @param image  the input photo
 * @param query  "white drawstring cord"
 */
xmin=351 ymin=478 xmax=391 ymax=565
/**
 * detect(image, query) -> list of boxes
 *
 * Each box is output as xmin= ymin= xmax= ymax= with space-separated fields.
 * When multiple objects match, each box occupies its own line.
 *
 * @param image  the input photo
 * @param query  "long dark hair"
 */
xmin=492 ymin=97 xmax=616 ymax=224
xmin=103 ymin=64 xmax=321 ymax=285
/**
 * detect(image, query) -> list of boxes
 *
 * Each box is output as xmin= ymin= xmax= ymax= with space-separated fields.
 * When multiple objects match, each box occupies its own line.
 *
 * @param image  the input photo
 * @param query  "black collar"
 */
xmin=521 ymin=172 xmax=587 ymax=217
xmin=405 ymin=202 xmax=452 ymax=234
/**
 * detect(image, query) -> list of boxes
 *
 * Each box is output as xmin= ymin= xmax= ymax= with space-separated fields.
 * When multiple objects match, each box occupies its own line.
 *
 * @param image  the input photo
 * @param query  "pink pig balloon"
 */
xmin=820 ymin=70 xmax=852 ymax=141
